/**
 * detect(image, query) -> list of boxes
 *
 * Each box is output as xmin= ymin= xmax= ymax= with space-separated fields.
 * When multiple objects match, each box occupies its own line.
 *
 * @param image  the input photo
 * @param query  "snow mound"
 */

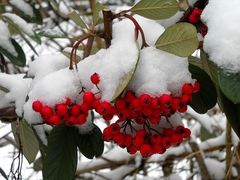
xmin=202 ymin=0 xmax=240 ymax=73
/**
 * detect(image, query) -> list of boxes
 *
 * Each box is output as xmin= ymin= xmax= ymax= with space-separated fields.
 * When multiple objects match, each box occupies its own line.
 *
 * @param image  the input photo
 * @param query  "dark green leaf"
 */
xmin=189 ymin=64 xmax=217 ymax=114
xmin=93 ymin=2 xmax=103 ymax=25
xmin=156 ymin=23 xmax=199 ymax=57
xmin=131 ymin=0 xmax=178 ymax=20
xmin=75 ymin=125 xmax=104 ymax=159
xmin=68 ymin=11 xmax=88 ymax=29
xmin=43 ymin=123 xmax=77 ymax=180
xmin=33 ymin=157 xmax=43 ymax=172
xmin=0 ymin=39 xmax=26 ymax=66
xmin=218 ymin=71 xmax=240 ymax=104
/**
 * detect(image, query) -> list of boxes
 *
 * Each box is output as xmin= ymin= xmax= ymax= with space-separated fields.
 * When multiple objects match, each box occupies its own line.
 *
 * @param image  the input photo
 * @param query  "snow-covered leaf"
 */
xmin=112 ymin=44 xmax=140 ymax=101
xmin=11 ymin=120 xmax=39 ymax=163
xmin=43 ymin=123 xmax=77 ymax=180
xmin=93 ymin=2 xmax=103 ymax=25
xmin=155 ymin=23 xmax=199 ymax=57
xmin=68 ymin=10 xmax=88 ymax=29
xmin=131 ymin=0 xmax=178 ymax=20
xmin=75 ymin=125 xmax=104 ymax=159
xmin=38 ymin=29 xmax=66 ymax=39
xmin=0 ymin=39 xmax=26 ymax=67
xmin=218 ymin=71 xmax=240 ymax=104
xmin=189 ymin=64 xmax=217 ymax=114
xmin=200 ymin=127 xmax=216 ymax=141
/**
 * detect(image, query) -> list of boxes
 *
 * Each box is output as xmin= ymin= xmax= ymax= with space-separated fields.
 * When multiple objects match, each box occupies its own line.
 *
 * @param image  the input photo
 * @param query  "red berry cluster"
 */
xmin=32 ymin=73 xmax=104 ymax=126
xmin=102 ymin=81 xmax=200 ymax=157
xmin=103 ymin=122 xmax=191 ymax=157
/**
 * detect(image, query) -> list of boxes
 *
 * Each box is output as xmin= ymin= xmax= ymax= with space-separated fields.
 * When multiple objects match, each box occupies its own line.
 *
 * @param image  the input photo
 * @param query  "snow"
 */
xmin=28 ymin=53 xmax=69 ymax=82
xmin=10 ymin=0 xmax=34 ymax=17
xmin=128 ymin=47 xmax=192 ymax=97
xmin=202 ymin=0 xmax=240 ymax=73
xmin=0 ymin=20 xmax=18 ymax=56
xmin=3 ymin=13 xmax=34 ymax=37
xmin=0 ymin=73 xmax=31 ymax=116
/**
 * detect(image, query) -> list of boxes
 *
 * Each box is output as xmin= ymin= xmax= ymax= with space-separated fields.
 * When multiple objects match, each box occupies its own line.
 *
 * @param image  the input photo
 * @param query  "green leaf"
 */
xmin=0 ymin=39 xmax=26 ymax=67
xmin=68 ymin=10 xmax=88 ymax=29
xmin=38 ymin=30 xmax=66 ymax=39
xmin=33 ymin=157 xmax=43 ymax=172
xmin=112 ymin=44 xmax=140 ymax=101
xmin=155 ymin=23 xmax=199 ymax=57
xmin=3 ymin=13 xmax=41 ymax=44
xmin=188 ymin=56 xmax=203 ymax=69
xmin=218 ymin=71 xmax=240 ymax=104
xmin=131 ymin=0 xmax=178 ymax=20
xmin=189 ymin=64 xmax=217 ymax=114
xmin=75 ymin=125 xmax=104 ymax=159
xmin=11 ymin=120 xmax=39 ymax=163
xmin=0 ymin=85 xmax=9 ymax=93
xmin=43 ymin=123 xmax=77 ymax=180
xmin=93 ymin=2 xmax=104 ymax=25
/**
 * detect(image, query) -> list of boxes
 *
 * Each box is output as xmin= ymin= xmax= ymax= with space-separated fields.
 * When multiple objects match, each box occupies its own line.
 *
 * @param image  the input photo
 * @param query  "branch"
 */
xmin=102 ymin=9 xmax=113 ymax=48
xmin=189 ymin=142 xmax=211 ymax=180
xmin=226 ymin=122 xmax=232 ymax=178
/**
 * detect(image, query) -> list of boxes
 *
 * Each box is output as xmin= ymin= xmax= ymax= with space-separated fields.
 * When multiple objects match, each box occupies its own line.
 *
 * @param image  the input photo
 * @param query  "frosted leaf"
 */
xmin=0 ymin=20 xmax=18 ymax=56
xmin=10 ymin=0 xmax=34 ymax=17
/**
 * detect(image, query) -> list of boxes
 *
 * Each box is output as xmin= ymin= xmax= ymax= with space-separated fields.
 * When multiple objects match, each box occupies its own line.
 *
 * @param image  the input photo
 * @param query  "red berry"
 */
xmin=172 ymin=98 xmax=180 ymax=111
xmin=133 ymin=136 xmax=144 ymax=147
xmin=171 ymin=133 xmax=183 ymax=145
xmin=92 ymin=99 xmax=101 ymax=109
xmin=193 ymin=81 xmax=200 ymax=93
xmin=70 ymin=104 xmax=81 ymax=116
xmin=115 ymin=98 xmax=126 ymax=109
xmin=140 ymin=144 xmax=153 ymax=157
xmin=153 ymin=145 xmax=165 ymax=154
xmin=150 ymin=134 xmax=162 ymax=145
xmin=136 ymin=130 xmax=147 ymax=137
xmin=142 ymin=107 xmax=152 ymax=117
xmin=189 ymin=8 xmax=202 ymax=24
xmin=90 ymin=73 xmax=100 ymax=85
xmin=124 ymin=134 xmax=132 ymax=147
xmin=110 ymin=123 xmax=120 ymax=134
xmin=103 ymin=113 xmax=113 ymax=121
xmin=164 ymin=128 xmax=174 ymax=137
xmin=113 ymin=133 xmax=125 ymax=147
xmin=152 ymin=97 xmax=161 ymax=109
xmin=66 ymin=116 xmax=78 ymax=126
xmin=49 ymin=115 xmax=61 ymax=125
xmin=98 ymin=101 xmax=112 ymax=115
xmin=32 ymin=100 xmax=43 ymax=112
xmin=130 ymin=99 xmax=141 ymax=111
xmin=77 ymin=114 xmax=87 ymax=125
xmin=139 ymin=94 xmax=152 ymax=107
xmin=160 ymin=94 xmax=172 ymax=107
xmin=103 ymin=127 xmax=113 ymax=141
xmin=201 ymin=25 xmax=208 ymax=37
xmin=83 ymin=91 xmax=95 ymax=105
xmin=182 ymin=83 xmax=193 ymax=94
xmin=56 ymin=103 xmax=68 ymax=116
xmin=162 ymin=137 xmax=171 ymax=149
xmin=124 ymin=90 xmax=136 ymax=102
xmin=178 ymin=105 xmax=187 ymax=113
xmin=149 ymin=116 xmax=160 ymax=124
xmin=41 ymin=106 xmax=53 ymax=118
xmin=127 ymin=146 xmax=138 ymax=155
xmin=181 ymin=94 xmax=192 ymax=105
xmin=65 ymin=98 xmax=71 ymax=105
xmin=81 ymin=103 xmax=90 ymax=113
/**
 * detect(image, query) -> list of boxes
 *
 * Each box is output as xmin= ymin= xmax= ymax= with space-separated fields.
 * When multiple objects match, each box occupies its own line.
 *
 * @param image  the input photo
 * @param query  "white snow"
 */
xmin=128 ymin=47 xmax=192 ymax=97
xmin=28 ymin=53 xmax=69 ymax=82
xmin=202 ymin=0 xmax=240 ymax=73
xmin=3 ymin=13 xmax=34 ymax=37
xmin=10 ymin=0 xmax=34 ymax=17
xmin=0 ymin=20 xmax=18 ymax=56
xmin=0 ymin=73 xmax=31 ymax=116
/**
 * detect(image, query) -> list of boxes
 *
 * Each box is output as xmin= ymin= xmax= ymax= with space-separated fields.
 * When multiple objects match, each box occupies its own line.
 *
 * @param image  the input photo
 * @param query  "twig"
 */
xmin=225 ymin=122 xmax=232 ymax=178
xmin=102 ymin=9 xmax=113 ymax=48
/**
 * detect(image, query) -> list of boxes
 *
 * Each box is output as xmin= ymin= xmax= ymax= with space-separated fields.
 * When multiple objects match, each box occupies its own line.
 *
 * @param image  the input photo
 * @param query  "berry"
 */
xmin=41 ymin=106 xmax=53 ymax=118
xmin=153 ymin=145 xmax=164 ymax=154
xmin=164 ymin=128 xmax=174 ymax=137
xmin=110 ymin=123 xmax=121 ymax=134
xmin=182 ymin=83 xmax=193 ymax=94
xmin=103 ymin=127 xmax=113 ymax=141
xmin=183 ymin=128 xmax=191 ymax=138
xmin=32 ymin=100 xmax=43 ymax=112
xmin=127 ymin=146 xmax=138 ymax=155
xmin=150 ymin=134 xmax=162 ymax=145
xmin=193 ymin=81 xmax=200 ymax=93
xmin=49 ymin=115 xmax=61 ymax=125
xmin=152 ymin=97 xmax=161 ymax=109
xmin=124 ymin=90 xmax=136 ymax=102
xmin=113 ymin=133 xmax=125 ymax=147
xmin=172 ymin=98 xmax=180 ymax=111
xmin=70 ymin=105 xmax=81 ymax=116
xmin=136 ymin=130 xmax=147 ymax=137
xmin=139 ymin=94 xmax=152 ymax=107
xmin=162 ymin=137 xmax=171 ymax=149
xmin=140 ymin=144 xmax=153 ymax=157
xmin=178 ymin=105 xmax=187 ymax=113
xmin=65 ymin=98 xmax=71 ymax=105
xmin=115 ymin=98 xmax=126 ymax=109
xmin=56 ymin=103 xmax=68 ymax=116
xmin=83 ymin=91 xmax=95 ymax=105
xmin=201 ymin=25 xmax=208 ymax=37
xmin=181 ymin=94 xmax=192 ymax=105
xmin=124 ymin=134 xmax=132 ymax=147
xmin=189 ymin=8 xmax=202 ymax=24
xmin=149 ymin=117 xmax=160 ymax=124
xmin=133 ymin=136 xmax=144 ymax=147
xmin=160 ymin=94 xmax=172 ymax=107
xmin=77 ymin=114 xmax=87 ymax=125
xmin=81 ymin=103 xmax=90 ymax=113
xmin=98 ymin=101 xmax=112 ymax=115
xmin=130 ymin=99 xmax=141 ymax=111
xmin=66 ymin=116 xmax=77 ymax=126
xmin=90 ymin=73 xmax=100 ymax=85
